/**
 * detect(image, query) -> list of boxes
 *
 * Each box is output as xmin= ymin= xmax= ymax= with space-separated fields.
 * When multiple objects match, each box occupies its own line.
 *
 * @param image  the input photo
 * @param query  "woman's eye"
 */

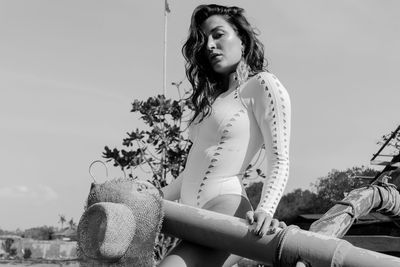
xmin=214 ymin=32 xmax=224 ymax=38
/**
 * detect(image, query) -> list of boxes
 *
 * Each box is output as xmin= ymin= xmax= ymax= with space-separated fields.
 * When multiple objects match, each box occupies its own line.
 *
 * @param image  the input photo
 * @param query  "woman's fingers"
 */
xmin=270 ymin=218 xmax=279 ymax=228
xmin=253 ymin=212 xmax=265 ymax=233
xmin=257 ymin=216 xmax=272 ymax=236
xmin=268 ymin=218 xmax=280 ymax=234
xmin=247 ymin=211 xmax=286 ymax=237
xmin=253 ymin=212 xmax=272 ymax=236
xmin=246 ymin=210 xmax=254 ymax=224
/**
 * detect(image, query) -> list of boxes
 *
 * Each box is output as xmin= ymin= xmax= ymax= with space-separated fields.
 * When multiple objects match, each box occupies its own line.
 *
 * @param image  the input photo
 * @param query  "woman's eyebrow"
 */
xmin=202 ymin=25 xmax=224 ymax=36
xmin=210 ymin=26 xmax=224 ymax=33
xmin=203 ymin=26 xmax=225 ymax=36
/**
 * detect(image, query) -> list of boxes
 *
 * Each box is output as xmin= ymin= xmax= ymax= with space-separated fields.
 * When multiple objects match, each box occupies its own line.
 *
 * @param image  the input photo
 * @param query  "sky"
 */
xmin=0 ymin=0 xmax=399 ymax=231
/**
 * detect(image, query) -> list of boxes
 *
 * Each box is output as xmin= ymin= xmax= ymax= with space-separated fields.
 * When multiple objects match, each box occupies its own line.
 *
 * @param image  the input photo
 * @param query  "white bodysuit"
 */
xmin=171 ymin=71 xmax=290 ymax=217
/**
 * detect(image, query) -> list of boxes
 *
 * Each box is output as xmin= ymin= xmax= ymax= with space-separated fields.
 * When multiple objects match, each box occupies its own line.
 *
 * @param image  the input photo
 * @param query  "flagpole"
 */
xmin=163 ymin=1 xmax=168 ymax=96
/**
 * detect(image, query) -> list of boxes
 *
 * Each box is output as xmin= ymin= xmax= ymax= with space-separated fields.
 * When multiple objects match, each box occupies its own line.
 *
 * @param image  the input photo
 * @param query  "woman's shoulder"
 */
xmin=248 ymin=71 xmax=281 ymax=85
xmin=239 ymin=71 xmax=290 ymax=104
xmin=241 ymin=71 xmax=278 ymax=95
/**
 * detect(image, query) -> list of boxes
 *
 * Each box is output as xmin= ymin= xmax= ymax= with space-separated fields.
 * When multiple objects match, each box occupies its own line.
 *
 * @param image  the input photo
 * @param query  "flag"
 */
xmin=165 ymin=0 xmax=171 ymax=13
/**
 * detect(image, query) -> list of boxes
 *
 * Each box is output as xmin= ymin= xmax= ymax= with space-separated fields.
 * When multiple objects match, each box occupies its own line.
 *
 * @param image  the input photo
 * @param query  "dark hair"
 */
xmin=183 ymin=4 xmax=267 ymax=124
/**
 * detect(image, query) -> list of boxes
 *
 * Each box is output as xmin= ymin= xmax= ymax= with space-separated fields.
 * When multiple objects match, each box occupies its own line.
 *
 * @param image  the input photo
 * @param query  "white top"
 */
xmin=170 ymin=71 xmax=291 ymax=217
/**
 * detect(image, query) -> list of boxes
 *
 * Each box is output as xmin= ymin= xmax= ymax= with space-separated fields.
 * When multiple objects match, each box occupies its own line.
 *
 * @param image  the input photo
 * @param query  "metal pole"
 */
xmin=163 ymin=1 xmax=168 ymax=96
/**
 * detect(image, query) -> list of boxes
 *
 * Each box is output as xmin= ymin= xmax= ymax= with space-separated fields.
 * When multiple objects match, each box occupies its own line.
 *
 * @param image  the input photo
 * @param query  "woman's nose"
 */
xmin=206 ymin=36 xmax=216 ymax=51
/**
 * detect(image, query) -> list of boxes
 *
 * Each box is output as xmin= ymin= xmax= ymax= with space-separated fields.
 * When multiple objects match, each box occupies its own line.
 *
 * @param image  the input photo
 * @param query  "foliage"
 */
xmin=246 ymin=166 xmax=378 ymax=224
xmin=103 ymin=83 xmax=194 ymax=260
xmin=245 ymin=182 xmax=263 ymax=210
xmin=103 ymin=91 xmax=193 ymax=188
xmin=378 ymin=126 xmax=400 ymax=154
xmin=268 ymin=128 xmax=397 ymax=225
xmin=23 ymin=226 xmax=55 ymax=240
xmin=68 ymin=218 xmax=76 ymax=229
xmin=246 ymin=183 xmax=318 ymax=224
xmin=154 ymin=234 xmax=179 ymax=263
xmin=58 ymin=214 xmax=66 ymax=230
xmin=312 ymin=166 xmax=377 ymax=212
xmin=2 ymin=238 xmax=17 ymax=257
xmin=274 ymin=188 xmax=318 ymax=224
xmin=0 ymin=228 xmax=19 ymax=236
xmin=23 ymin=248 xmax=32 ymax=259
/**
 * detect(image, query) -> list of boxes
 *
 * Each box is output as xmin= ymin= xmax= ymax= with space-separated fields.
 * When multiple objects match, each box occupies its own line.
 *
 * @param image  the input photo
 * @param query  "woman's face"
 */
xmin=201 ymin=15 xmax=243 ymax=76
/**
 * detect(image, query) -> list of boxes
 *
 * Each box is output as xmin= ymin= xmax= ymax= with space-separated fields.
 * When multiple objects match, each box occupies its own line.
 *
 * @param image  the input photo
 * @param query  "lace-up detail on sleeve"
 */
xmin=252 ymin=72 xmax=291 ymax=217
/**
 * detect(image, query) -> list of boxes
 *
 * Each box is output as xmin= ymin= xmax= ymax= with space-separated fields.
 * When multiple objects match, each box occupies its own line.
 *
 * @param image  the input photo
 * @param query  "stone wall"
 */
xmin=1 ymin=238 xmax=77 ymax=260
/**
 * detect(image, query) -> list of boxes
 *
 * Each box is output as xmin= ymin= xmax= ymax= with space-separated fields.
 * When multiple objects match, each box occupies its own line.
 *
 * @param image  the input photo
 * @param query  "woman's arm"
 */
xmin=247 ymin=71 xmax=291 ymax=235
xmin=161 ymin=173 xmax=184 ymax=201
xmin=252 ymin=72 xmax=291 ymax=215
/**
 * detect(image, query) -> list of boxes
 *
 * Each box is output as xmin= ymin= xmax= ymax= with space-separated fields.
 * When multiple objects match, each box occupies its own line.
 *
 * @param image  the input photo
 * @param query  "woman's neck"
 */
xmin=220 ymin=71 xmax=239 ymax=91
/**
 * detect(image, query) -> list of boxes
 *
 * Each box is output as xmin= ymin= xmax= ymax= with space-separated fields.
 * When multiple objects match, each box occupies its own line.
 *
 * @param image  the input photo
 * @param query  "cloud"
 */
xmin=0 ymin=185 xmax=58 ymax=201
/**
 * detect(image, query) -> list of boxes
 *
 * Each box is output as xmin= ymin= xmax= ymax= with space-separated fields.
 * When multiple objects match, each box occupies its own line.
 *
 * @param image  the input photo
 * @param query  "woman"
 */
xmin=160 ymin=4 xmax=291 ymax=267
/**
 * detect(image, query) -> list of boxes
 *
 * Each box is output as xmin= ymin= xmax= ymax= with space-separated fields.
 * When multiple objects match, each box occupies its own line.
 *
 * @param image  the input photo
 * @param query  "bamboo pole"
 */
xmin=310 ymin=184 xmax=400 ymax=237
xmin=162 ymin=200 xmax=400 ymax=267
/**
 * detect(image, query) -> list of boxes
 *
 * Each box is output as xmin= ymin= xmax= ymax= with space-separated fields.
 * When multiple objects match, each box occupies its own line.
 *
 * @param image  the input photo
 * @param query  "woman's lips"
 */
xmin=210 ymin=54 xmax=222 ymax=62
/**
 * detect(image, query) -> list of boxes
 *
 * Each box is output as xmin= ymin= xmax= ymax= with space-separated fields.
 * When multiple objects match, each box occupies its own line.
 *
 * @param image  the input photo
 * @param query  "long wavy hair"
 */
xmin=183 ymin=4 xmax=267 ymax=124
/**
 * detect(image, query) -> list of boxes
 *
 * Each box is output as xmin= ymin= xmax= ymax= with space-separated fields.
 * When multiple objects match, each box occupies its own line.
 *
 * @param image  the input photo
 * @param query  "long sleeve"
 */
xmin=251 ymin=72 xmax=291 ymax=217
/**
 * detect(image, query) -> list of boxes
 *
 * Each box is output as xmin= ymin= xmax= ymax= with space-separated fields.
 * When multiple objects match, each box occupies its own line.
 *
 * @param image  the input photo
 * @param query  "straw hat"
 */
xmin=77 ymin=178 xmax=163 ymax=267
xmin=78 ymin=202 xmax=136 ymax=261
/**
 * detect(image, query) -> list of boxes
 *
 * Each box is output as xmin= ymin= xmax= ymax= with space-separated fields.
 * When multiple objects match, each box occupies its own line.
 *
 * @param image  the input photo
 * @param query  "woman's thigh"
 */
xmin=158 ymin=195 xmax=252 ymax=267
xmin=203 ymin=194 xmax=253 ymax=219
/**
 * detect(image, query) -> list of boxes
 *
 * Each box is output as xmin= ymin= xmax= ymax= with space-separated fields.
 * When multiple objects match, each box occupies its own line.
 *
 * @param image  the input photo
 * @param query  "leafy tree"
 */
xmin=245 ymin=181 xmax=263 ymax=210
xmin=58 ymin=214 xmax=66 ymax=230
xmin=312 ymin=166 xmax=378 ymax=212
xmin=23 ymin=248 xmax=32 ymax=259
xmin=23 ymin=226 xmax=55 ymax=240
xmin=274 ymin=188 xmax=318 ymax=224
xmin=246 ymin=183 xmax=319 ymax=224
xmin=68 ymin=218 xmax=76 ymax=229
xmin=246 ymin=128 xmax=396 ymax=224
xmin=103 ymin=84 xmax=193 ymax=187
xmin=0 ymin=228 xmax=18 ymax=236
xmin=2 ymin=238 xmax=17 ymax=257
xmin=103 ymin=83 xmax=193 ymax=261
xmin=246 ymin=166 xmax=378 ymax=225
xmin=270 ymin=127 xmax=397 ymax=225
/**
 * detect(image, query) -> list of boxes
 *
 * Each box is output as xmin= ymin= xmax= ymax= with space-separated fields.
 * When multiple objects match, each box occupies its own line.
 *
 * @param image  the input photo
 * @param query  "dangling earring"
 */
xmin=235 ymin=46 xmax=250 ymax=86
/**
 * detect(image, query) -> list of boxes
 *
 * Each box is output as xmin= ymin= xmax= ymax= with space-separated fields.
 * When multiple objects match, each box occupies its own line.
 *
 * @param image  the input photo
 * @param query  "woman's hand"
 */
xmin=246 ymin=210 xmax=286 ymax=237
